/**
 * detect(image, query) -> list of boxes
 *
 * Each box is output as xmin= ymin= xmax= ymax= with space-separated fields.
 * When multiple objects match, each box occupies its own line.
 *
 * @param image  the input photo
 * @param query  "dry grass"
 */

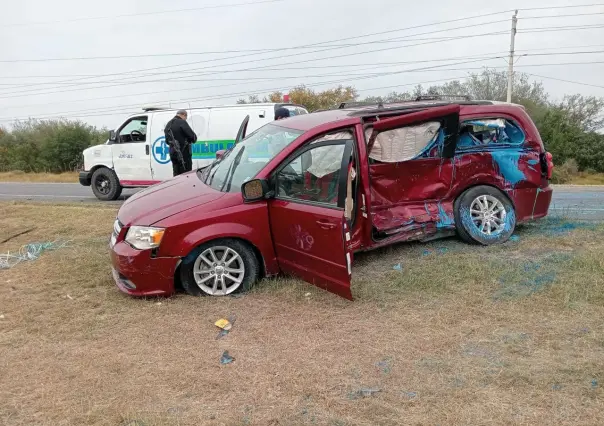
xmin=0 ymin=171 xmax=78 ymax=183
xmin=1 ymin=202 xmax=604 ymax=425
xmin=567 ymin=172 xmax=604 ymax=185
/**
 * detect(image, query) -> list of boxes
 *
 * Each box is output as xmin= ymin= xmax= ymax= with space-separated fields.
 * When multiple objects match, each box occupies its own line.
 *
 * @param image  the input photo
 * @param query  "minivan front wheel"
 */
xmin=454 ymin=186 xmax=516 ymax=245
xmin=180 ymin=239 xmax=260 ymax=297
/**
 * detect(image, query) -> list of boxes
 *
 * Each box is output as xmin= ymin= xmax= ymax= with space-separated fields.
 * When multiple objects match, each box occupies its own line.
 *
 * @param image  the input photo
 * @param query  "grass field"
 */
xmin=1 ymin=202 xmax=603 ymax=425
xmin=0 ymin=171 xmax=78 ymax=183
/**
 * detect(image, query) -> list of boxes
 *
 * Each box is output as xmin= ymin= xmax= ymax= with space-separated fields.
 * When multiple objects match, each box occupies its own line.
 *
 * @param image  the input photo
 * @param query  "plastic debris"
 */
xmin=65 ymin=294 xmax=73 ymax=300
xmin=215 ymin=318 xmax=232 ymax=331
xmin=216 ymin=329 xmax=229 ymax=340
xmin=0 ymin=314 xmax=5 ymax=320
xmin=305 ymin=292 xmax=311 ymax=297
xmin=402 ymin=391 xmax=417 ymax=400
xmin=0 ymin=240 xmax=70 ymax=270
xmin=510 ymin=235 xmax=520 ymax=242
xmin=392 ymin=263 xmax=402 ymax=271
xmin=220 ymin=350 xmax=234 ymax=365
xmin=376 ymin=358 xmax=392 ymax=374
xmin=591 ymin=379 xmax=598 ymax=389
xmin=552 ymin=384 xmax=562 ymax=391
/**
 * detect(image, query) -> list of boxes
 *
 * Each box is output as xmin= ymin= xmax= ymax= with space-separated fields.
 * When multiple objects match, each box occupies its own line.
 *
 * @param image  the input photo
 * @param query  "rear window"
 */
xmin=458 ymin=118 xmax=525 ymax=149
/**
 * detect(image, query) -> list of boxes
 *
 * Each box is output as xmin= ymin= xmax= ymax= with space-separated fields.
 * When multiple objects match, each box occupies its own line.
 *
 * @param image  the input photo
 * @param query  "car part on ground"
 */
xmin=91 ymin=168 xmax=122 ymax=201
xmin=179 ymin=239 xmax=259 ymax=297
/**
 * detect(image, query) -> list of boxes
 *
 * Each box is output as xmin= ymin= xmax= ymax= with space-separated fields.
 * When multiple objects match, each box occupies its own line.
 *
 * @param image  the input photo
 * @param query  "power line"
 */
xmin=0 ymin=26 xmax=511 ymax=98
xmin=0 ymin=31 xmax=511 ymax=92
xmin=0 ymin=57 xmax=500 ymax=121
xmin=520 ymin=3 xmax=604 ymax=11
xmin=521 ymin=11 xmax=604 ymax=19
xmin=2 ymin=0 xmax=289 ymax=28
xmin=0 ymin=76 xmax=474 ymax=123
xmin=524 ymin=73 xmax=604 ymax=90
xmin=2 ymin=43 xmax=599 ymax=100
xmin=0 ymin=54 xmax=507 ymax=110
xmin=4 ymin=44 xmax=604 ymax=80
xmin=0 ymin=17 xmax=512 ymax=97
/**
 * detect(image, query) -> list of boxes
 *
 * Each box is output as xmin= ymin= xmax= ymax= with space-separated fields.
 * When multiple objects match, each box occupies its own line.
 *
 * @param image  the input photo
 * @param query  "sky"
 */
xmin=0 ymin=0 xmax=603 ymax=129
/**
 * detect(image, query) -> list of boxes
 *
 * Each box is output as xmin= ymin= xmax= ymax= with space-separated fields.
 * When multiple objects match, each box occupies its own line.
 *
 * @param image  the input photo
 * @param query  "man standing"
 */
xmin=164 ymin=109 xmax=197 ymax=177
xmin=274 ymin=107 xmax=290 ymax=121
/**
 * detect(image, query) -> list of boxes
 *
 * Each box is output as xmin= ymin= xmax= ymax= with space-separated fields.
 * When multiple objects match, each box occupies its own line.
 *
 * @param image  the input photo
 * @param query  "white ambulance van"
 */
xmin=79 ymin=103 xmax=308 ymax=200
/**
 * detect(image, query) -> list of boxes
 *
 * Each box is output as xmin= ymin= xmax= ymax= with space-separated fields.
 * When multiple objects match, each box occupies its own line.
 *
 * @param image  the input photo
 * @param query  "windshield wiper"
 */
xmin=221 ymin=146 xmax=245 ymax=193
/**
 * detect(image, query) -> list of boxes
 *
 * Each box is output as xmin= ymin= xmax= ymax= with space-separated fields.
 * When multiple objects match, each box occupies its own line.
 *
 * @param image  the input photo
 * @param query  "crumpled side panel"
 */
xmin=369 ymin=161 xmax=455 ymax=232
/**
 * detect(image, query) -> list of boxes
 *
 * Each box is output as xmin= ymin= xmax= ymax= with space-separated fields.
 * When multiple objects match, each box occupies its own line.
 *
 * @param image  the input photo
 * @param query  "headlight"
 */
xmin=125 ymin=226 xmax=165 ymax=250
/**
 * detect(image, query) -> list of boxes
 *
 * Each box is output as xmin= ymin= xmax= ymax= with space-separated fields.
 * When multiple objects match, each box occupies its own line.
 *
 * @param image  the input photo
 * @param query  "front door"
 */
xmin=112 ymin=115 xmax=153 ymax=185
xmin=365 ymin=105 xmax=461 ymax=236
xmin=268 ymin=138 xmax=355 ymax=299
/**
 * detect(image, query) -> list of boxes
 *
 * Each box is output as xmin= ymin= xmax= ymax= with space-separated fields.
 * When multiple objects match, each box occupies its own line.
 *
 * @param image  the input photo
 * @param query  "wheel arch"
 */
xmin=178 ymin=235 xmax=269 ymax=279
xmin=453 ymin=182 xmax=515 ymax=211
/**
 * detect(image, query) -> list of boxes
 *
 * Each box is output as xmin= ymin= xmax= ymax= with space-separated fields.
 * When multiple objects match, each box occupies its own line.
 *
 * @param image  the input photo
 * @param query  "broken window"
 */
xmin=458 ymin=118 xmax=525 ymax=148
xmin=366 ymin=121 xmax=441 ymax=163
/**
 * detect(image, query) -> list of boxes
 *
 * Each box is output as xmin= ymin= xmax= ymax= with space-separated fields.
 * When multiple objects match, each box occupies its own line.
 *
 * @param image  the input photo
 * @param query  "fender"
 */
xmin=167 ymin=222 xmax=280 ymax=276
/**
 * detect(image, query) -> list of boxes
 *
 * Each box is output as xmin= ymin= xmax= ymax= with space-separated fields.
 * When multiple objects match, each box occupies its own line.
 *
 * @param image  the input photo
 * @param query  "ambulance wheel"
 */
xmin=91 ymin=168 xmax=122 ymax=201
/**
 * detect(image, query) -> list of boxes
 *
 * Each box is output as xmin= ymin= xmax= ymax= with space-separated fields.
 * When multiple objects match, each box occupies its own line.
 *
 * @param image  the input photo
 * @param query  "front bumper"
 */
xmin=79 ymin=171 xmax=92 ymax=186
xmin=110 ymin=241 xmax=179 ymax=297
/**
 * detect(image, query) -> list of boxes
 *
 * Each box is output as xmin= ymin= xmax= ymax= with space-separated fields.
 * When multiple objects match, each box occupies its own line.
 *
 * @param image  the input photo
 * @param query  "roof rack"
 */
xmin=414 ymin=94 xmax=471 ymax=102
xmin=338 ymin=101 xmax=383 ymax=109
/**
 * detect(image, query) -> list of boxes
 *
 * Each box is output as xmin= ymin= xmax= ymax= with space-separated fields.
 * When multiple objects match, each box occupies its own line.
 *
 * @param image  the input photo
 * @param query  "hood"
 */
xmin=118 ymin=172 xmax=226 ymax=226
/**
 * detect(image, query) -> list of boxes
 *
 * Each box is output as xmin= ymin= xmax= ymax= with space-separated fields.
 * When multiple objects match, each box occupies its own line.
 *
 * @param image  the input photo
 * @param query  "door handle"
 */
xmin=145 ymin=145 xmax=150 ymax=155
xmin=316 ymin=220 xmax=336 ymax=230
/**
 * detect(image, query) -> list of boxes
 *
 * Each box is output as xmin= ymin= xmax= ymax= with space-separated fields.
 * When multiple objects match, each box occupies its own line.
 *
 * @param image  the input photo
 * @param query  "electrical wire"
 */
xmin=2 ymin=0 xmax=290 ymax=28
xmin=0 ymin=27 xmax=511 ymax=98
xmin=0 ymin=57 xmax=500 ymax=121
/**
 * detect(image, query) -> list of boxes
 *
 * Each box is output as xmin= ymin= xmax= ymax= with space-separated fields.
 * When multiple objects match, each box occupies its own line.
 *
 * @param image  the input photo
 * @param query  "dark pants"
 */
xmin=170 ymin=145 xmax=193 ymax=177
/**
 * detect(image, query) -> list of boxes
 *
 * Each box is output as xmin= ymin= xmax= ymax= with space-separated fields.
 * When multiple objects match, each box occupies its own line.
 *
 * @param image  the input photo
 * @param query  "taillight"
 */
xmin=540 ymin=152 xmax=554 ymax=179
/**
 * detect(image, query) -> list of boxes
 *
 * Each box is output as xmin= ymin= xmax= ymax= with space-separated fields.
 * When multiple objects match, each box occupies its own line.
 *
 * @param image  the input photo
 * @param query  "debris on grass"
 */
xmin=392 ymin=263 xmax=402 ymax=271
xmin=216 ymin=329 xmax=229 ymax=340
xmin=376 ymin=358 xmax=392 ymax=374
xmin=215 ymin=318 xmax=232 ymax=331
xmin=591 ymin=379 xmax=598 ymax=389
xmin=0 ymin=240 xmax=70 ymax=270
xmin=348 ymin=388 xmax=381 ymax=399
xmin=401 ymin=391 xmax=418 ymax=400
xmin=510 ymin=235 xmax=520 ymax=242
xmin=220 ymin=351 xmax=234 ymax=365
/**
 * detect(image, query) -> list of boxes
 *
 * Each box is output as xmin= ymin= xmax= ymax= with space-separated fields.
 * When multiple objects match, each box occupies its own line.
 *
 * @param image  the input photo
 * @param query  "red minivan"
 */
xmin=110 ymin=100 xmax=554 ymax=300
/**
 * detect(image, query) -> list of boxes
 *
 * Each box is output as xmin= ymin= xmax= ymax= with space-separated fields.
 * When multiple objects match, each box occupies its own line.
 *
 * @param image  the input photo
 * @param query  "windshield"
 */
xmin=201 ymin=123 xmax=303 ymax=192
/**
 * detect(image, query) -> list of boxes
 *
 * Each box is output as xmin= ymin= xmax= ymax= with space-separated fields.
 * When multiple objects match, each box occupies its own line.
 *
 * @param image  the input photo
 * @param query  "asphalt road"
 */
xmin=0 ymin=182 xmax=603 ymax=220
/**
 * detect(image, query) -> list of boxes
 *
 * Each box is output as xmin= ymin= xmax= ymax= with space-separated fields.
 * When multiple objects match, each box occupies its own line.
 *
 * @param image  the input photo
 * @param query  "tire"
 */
xmin=180 ymin=239 xmax=260 ymax=297
xmin=454 ymin=185 xmax=516 ymax=245
xmin=91 ymin=168 xmax=122 ymax=201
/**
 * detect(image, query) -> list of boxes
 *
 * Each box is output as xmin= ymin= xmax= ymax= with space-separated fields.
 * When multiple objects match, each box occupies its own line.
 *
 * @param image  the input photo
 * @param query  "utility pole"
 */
xmin=506 ymin=10 xmax=518 ymax=103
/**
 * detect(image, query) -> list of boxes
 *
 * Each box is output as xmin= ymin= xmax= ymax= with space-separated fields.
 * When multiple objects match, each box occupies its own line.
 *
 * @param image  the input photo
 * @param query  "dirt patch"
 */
xmin=1 ymin=202 xmax=604 ymax=425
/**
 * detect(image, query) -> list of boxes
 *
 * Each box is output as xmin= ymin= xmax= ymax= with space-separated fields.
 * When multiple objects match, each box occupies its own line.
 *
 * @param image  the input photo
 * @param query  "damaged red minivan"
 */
xmin=110 ymin=100 xmax=554 ymax=300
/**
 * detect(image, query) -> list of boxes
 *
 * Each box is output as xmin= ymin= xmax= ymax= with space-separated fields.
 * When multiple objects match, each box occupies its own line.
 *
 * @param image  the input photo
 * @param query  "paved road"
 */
xmin=0 ymin=182 xmax=603 ymax=219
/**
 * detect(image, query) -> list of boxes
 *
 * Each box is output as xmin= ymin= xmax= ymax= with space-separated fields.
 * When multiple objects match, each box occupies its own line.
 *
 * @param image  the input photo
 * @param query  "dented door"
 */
xmin=268 ymin=140 xmax=354 ymax=299
xmin=366 ymin=105 xmax=461 ymax=239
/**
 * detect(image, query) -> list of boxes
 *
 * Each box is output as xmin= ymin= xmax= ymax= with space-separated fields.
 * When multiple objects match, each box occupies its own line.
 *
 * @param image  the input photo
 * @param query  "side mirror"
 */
xmin=241 ymin=179 xmax=270 ymax=202
xmin=215 ymin=149 xmax=226 ymax=159
xmin=109 ymin=130 xmax=117 ymax=142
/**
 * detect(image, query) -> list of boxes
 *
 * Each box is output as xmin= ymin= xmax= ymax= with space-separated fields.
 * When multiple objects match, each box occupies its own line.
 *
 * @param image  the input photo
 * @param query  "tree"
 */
xmin=241 ymin=85 xmax=358 ymax=111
